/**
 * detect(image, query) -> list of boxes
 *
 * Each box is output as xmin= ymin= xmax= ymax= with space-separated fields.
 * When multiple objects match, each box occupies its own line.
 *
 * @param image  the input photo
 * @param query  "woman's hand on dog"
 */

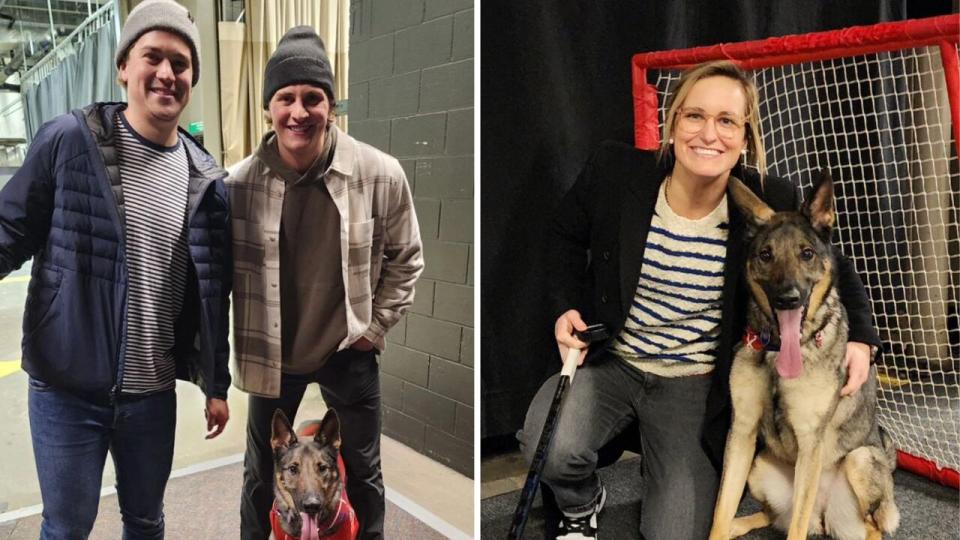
xmin=840 ymin=341 xmax=872 ymax=397
xmin=555 ymin=309 xmax=589 ymax=366
xmin=204 ymin=398 xmax=230 ymax=439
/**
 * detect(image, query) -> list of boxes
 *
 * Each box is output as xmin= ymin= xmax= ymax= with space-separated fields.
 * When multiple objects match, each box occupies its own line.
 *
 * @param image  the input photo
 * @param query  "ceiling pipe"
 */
xmin=2 ymin=3 xmax=92 ymax=16
xmin=46 ymin=0 xmax=55 ymax=48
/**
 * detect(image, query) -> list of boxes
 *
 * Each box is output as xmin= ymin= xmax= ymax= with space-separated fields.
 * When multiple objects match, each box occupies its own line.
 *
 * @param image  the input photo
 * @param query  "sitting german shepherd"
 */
xmin=709 ymin=172 xmax=899 ymax=540
xmin=270 ymin=409 xmax=360 ymax=540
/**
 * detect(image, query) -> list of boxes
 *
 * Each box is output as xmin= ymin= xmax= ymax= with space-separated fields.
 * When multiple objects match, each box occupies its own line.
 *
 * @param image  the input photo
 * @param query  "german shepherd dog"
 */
xmin=708 ymin=172 xmax=900 ymax=540
xmin=270 ymin=408 xmax=359 ymax=540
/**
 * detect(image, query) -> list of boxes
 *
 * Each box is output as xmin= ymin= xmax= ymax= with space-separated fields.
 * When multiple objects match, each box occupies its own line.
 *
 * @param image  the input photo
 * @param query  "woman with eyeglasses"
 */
xmin=516 ymin=61 xmax=880 ymax=539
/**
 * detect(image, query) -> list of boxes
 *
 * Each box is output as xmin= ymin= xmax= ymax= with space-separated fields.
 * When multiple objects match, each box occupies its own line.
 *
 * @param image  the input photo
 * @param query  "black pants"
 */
xmin=240 ymin=348 xmax=384 ymax=540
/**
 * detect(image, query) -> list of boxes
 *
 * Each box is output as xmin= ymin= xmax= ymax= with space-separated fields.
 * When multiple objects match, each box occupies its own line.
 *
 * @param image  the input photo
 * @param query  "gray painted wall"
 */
xmin=349 ymin=0 xmax=474 ymax=477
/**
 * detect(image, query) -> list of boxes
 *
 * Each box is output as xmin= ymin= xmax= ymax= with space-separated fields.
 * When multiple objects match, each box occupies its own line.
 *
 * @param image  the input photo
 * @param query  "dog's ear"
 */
xmin=317 ymin=408 xmax=342 ymax=451
xmin=802 ymin=169 xmax=835 ymax=237
xmin=271 ymin=409 xmax=297 ymax=451
xmin=728 ymin=177 xmax=774 ymax=230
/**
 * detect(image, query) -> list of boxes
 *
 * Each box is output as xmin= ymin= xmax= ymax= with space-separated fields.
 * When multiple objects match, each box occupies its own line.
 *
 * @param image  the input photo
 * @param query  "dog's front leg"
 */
xmin=708 ymin=417 xmax=759 ymax=540
xmin=786 ymin=438 xmax=824 ymax=540
xmin=709 ymin=359 xmax=766 ymax=540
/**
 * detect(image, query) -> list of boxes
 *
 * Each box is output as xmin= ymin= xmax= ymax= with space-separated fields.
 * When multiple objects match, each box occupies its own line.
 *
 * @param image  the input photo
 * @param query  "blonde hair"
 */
xmin=657 ymin=60 xmax=766 ymax=179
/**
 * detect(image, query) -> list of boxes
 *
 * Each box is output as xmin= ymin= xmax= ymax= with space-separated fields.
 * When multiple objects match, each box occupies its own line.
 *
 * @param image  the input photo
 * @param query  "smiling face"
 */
xmin=671 ymin=75 xmax=748 ymax=185
xmin=119 ymin=30 xmax=193 ymax=128
xmin=268 ymin=84 xmax=332 ymax=173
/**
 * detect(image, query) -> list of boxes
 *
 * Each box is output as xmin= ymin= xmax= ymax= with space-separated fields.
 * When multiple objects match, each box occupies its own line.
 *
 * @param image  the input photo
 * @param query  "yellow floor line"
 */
xmin=877 ymin=372 xmax=907 ymax=388
xmin=0 ymin=360 xmax=21 ymax=379
xmin=0 ymin=276 xmax=29 ymax=284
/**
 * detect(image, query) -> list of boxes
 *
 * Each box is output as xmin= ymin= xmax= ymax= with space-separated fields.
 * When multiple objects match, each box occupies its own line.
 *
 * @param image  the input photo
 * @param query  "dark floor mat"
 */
xmin=481 ymin=457 xmax=959 ymax=539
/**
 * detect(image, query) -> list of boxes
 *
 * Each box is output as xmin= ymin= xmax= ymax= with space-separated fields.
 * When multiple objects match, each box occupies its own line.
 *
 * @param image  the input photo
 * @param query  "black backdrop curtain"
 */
xmin=479 ymin=0 xmax=953 ymax=449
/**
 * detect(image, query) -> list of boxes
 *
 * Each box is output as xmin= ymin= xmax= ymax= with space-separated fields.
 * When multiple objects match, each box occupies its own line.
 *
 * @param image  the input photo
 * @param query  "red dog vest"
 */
xmin=270 ymin=454 xmax=360 ymax=540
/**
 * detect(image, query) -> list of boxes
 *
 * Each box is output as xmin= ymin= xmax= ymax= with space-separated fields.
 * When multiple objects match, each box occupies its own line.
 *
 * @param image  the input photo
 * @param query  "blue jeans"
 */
xmin=28 ymin=377 xmax=177 ymax=540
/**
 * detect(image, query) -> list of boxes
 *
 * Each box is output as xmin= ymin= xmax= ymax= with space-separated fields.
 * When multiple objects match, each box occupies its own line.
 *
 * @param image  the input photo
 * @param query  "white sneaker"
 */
xmin=557 ymin=486 xmax=607 ymax=539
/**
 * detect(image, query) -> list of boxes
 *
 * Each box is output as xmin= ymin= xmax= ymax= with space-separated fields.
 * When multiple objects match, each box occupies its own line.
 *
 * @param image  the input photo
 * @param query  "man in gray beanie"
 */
xmin=229 ymin=25 xmax=423 ymax=540
xmin=116 ymin=0 xmax=202 ymax=87
xmin=0 ymin=0 xmax=231 ymax=537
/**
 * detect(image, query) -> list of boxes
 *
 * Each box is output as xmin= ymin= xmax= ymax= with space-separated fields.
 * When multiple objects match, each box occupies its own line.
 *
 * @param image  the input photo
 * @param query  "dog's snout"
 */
xmin=773 ymin=287 xmax=801 ymax=310
xmin=302 ymin=496 xmax=323 ymax=514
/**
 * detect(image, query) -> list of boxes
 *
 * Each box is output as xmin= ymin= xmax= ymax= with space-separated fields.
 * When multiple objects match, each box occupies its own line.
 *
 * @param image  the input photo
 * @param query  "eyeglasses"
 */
xmin=676 ymin=107 xmax=746 ymax=139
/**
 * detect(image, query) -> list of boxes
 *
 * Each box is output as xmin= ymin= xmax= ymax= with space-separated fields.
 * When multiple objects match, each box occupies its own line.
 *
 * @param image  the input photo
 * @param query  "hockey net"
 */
xmin=632 ymin=15 xmax=960 ymax=488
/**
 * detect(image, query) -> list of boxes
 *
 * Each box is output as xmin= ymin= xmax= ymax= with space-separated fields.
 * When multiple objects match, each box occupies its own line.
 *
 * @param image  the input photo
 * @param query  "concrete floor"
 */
xmin=0 ymin=262 xmax=474 ymax=537
xmin=0 ymin=460 xmax=451 ymax=539
xmin=0 ymin=374 xmax=474 ymax=537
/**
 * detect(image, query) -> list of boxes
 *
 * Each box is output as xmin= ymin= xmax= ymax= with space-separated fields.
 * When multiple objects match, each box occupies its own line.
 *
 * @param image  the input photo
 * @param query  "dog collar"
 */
xmin=316 ymin=497 xmax=350 ymax=538
xmin=743 ymin=326 xmax=824 ymax=351
xmin=270 ymin=493 xmax=356 ymax=540
xmin=744 ymin=326 xmax=778 ymax=351
xmin=271 ymin=497 xmax=352 ymax=540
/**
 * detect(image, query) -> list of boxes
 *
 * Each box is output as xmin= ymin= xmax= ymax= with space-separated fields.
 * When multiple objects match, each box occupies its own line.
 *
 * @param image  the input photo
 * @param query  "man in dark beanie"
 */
xmin=229 ymin=25 xmax=423 ymax=540
xmin=260 ymin=25 xmax=335 ymax=110
xmin=0 ymin=0 xmax=231 ymax=537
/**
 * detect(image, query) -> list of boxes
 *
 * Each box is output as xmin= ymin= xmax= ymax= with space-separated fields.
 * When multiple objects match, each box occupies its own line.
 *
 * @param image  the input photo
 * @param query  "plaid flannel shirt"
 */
xmin=227 ymin=126 xmax=423 ymax=397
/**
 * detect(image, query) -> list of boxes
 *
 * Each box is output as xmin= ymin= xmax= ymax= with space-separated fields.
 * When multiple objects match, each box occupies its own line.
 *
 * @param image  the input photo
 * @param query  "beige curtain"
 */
xmin=219 ymin=0 xmax=349 ymax=167
xmin=218 ymin=22 xmax=249 ymax=166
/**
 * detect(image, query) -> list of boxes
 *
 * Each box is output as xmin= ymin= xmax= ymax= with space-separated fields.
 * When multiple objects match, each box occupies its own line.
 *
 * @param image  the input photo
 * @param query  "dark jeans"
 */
xmin=518 ymin=353 xmax=719 ymax=539
xmin=28 ymin=378 xmax=176 ymax=540
xmin=240 ymin=348 xmax=383 ymax=540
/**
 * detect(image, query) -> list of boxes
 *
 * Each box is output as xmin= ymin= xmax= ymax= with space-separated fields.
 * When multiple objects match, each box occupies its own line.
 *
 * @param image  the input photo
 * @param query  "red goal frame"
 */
xmin=632 ymin=15 xmax=960 ymax=157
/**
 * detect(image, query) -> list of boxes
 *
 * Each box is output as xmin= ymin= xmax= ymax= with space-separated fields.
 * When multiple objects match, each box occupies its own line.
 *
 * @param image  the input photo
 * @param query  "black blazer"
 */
xmin=547 ymin=141 xmax=881 ymax=468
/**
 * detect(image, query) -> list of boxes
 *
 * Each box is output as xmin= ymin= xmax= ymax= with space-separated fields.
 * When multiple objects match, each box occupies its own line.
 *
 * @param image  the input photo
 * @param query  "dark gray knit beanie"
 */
xmin=115 ymin=0 xmax=201 ymax=86
xmin=262 ymin=26 xmax=335 ymax=109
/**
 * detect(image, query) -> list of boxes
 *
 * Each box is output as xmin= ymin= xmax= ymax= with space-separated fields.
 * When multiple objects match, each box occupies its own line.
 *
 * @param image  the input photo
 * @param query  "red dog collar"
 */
xmin=270 ymin=500 xmax=357 ymax=540
xmin=743 ymin=327 xmax=764 ymax=351
xmin=744 ymin=326 xmax=824 ymax=351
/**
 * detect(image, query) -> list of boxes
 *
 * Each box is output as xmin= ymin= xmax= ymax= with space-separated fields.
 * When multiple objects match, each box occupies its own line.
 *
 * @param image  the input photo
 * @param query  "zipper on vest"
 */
xmin=115 ymin=255 xmax=128 ymax=397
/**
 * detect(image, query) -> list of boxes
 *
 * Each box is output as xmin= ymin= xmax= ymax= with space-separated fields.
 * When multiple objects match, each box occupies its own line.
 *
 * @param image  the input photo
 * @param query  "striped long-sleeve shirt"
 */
xmin=612 ymin=181 xmax=728 ymax=377
xmin=114 ymin=112 xmax=190 ymax=394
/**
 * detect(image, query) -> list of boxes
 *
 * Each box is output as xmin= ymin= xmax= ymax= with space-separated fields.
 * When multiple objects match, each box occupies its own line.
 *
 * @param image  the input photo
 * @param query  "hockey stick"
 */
xmin=508 ymin=324 xmax=608 ymax=539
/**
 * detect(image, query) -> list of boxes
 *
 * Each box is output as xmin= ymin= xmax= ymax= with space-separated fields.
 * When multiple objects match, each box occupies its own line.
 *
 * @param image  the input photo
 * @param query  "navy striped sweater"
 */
xmin=612 ymin=181 xmax=728 ymax=377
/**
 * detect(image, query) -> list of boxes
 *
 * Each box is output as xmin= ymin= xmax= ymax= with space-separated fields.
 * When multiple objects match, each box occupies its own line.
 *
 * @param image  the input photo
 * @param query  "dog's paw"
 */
xmin=873 ymin=500 xmax=900 ymax=534
xmin=729 ymin=512 xmax=771 ymax=538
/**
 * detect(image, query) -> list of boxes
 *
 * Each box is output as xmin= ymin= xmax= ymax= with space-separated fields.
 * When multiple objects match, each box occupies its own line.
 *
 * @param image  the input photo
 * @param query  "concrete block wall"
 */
xmin=349 ymin=0 xmax=474 ymax=478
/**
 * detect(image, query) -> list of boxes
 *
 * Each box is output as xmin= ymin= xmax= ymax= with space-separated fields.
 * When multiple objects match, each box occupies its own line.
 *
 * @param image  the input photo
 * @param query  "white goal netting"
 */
xmin=650 ymin=45 xmax=960 ymax=477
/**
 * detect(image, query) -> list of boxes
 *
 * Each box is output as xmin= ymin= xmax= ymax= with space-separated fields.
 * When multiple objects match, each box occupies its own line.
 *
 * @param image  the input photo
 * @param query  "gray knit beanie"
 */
xmin=262 ymin=26 xmax=335 ymax=109
xmin=115 ymin=0 xmax=201 ymax=86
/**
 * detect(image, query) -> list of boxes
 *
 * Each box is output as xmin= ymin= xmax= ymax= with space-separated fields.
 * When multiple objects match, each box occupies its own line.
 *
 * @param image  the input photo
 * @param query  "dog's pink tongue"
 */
xmin=301 ymin=513 xmax=321 ymax=540
xmin=776 ymin=309 xmax=803 ymax=378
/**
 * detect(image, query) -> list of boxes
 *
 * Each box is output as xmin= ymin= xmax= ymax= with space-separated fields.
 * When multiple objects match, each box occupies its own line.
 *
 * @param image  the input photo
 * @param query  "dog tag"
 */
xmin=744 ymin=328 xmax=764 ymax=351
